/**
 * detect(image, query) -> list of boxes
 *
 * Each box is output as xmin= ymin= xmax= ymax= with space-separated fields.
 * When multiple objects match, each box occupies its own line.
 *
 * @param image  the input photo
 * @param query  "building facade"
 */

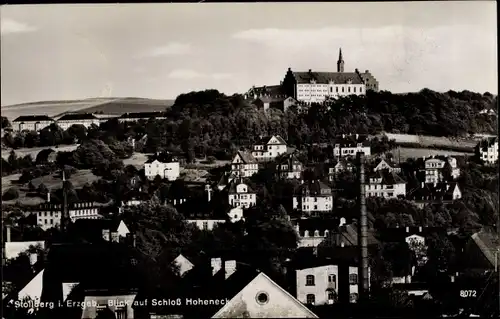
xmin=333 ymin=134 xmax=371 ymax=157
xmin=144 ymin=153 xmax=180 ymax=181
xmin=31 ymin=202 xmax=101 ymax=230
xmin=293 ymin=180 xmax=333 ymax=215
xmin=476 ymin=137 xmax=498 ymax=164
xmin=251 ymin=135 xmax=288 ymax=162
xmin=56 ymin=113 xmax=101 ymax=130
xmin=227 ymin=179 xmax=257 ymax=209
xmin=365 ymin=170 xmax=406 ymax=199
xmin=276 ymin=153 xmax=303 ymax=179
xmin=231 ymin=151 xmax=259 ymax=177
xmin=420 ymin=156 xmax=460 ymax=183
xmin=12 ymin=115 xmax=54 ymax=132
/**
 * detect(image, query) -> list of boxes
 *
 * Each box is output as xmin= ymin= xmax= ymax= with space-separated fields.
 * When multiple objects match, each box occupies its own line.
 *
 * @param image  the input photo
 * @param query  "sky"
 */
xmin=1 ymin=2 xmax=497 ymax=106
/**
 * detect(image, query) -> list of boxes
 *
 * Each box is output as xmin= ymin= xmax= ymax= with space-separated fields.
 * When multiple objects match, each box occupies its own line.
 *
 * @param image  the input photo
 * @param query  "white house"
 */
xmin=31 ymin=201 xmax=102 ymax=230
xmin=144 ymin=153 xmax=180 ymax=181
xmin=295 ymin=261 xmax=370 ymax=306
xmin=333 ymin=134 xmax=371 ymax=158
xmin=276 ymin=153 xmax=303 ymax=180
xmin=251 ymin=135 xmax=288 ymax=162
xmin=408 ymin=182 xmax=462 ymax=208
xmin=227 ymin=179 xmax=257 ymax=209
xmin=212 ymin=272 xmax=319 ymax=318
xmin=186 ymin=212 xmax=226 ymax=231
xmin=12 ymin=115 xmax=54 ymax=132
xmin=373 ymin=158 xmax=401 ymax=173
xmin=228 ymin=206 xmax=244 ymax=223
xmin=477 ymin=137 xmax=498 ymax=165
xmin=293 ymin=180 xmax=333 ymax=216
xmin=231 ymin=151 xmax=259 ymax=178
xmin=420 ymin=156 xmax=460 ymax=183
xmin=56 ymin=113 xmax=101 ymax=130
xmin=365 ymin=170 xmax=406 ymax=199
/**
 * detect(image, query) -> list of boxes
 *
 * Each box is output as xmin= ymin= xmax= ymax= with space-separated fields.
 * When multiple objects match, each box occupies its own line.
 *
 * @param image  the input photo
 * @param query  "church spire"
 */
xmin=337 ymin=48 xmax=344 ymax=73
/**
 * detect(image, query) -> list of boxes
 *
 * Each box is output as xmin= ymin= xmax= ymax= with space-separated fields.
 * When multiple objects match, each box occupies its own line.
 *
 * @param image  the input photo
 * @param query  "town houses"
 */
xmin=144 ymin=152 xmax=180 ymax=181
xmin=251 ymin=135 xmax=289 ymax=162
xmin=476 ymin=136 xmax=498 ymax=165
xmin=231 ymin=150 xmax=259 ymax=177
xmin=12 ymin=115 xmax=55 ymax=132
xmin=293 ymin=180 xmax=333 ymax=216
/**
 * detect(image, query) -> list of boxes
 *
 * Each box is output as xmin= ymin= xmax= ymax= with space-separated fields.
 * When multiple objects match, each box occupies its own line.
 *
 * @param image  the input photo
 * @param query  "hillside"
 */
xmin=1 ymin=97 xmax=174 ymax=120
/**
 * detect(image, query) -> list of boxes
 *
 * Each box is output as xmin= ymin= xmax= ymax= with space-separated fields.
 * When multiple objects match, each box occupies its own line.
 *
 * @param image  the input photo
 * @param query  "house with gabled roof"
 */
xmin=244 ymin=84 xmax=286 ymax=100
xmin=417 ymin=155 xmax=460 ymax=183
xmin=476 ymin=136 xmax=498 ymax=165
xmin=12 ymin=115 xmax=54 ymax=132
xmin=293 ymin=180 xmax=333 ymax=216
xmin=252 ymin=96 xmax=298 ymax=112
xmin=216 ymin=172 xmax=236 ymax=191
xmin=251 ymin=135 xmax=288 ymax=162
xmin=365 ymin=169 xmax=406 ymax=199
xmin=462 ymin=229 xmax=500 ymax=272
xmin=144 ymin=152 xmax=180 ymax=181
xmin=56 ymin=113 xmax=100 ymax=130
xmin=407 ymin=182 xmax=462 ymax=208
xmin=231 ymin=151 xmax=258 ymax=177
xmin=173 ymin=254 xmax=195 ymax=277
xmin=332 ymin=134 xmax=371 ymax=157
xmin=225 ymin=178 xmax=257 ymax=209
xmin=328 ymin=158 xmax=355 ymax=181
xmin=276 ymin=152 xmax=303 ymax=180
xmin=372 ymin=158 xmax=401 ymax=173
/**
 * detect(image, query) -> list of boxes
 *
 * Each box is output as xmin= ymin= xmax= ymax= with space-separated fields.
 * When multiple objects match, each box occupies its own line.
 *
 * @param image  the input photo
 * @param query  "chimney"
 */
xmin=357 ymin=152 xmax=369 ymax=304
xmin=47 ymin=192 xmax=51 ymax=203
xmin=419 ymin=226 xmax=423 ymax=232
xmin=355 ymin=134 xmax=359 ymax=140
xmin=308 ymin=69 xmax=312 ymax=73
xmin=421 ymin=182 xmax=424 ymax=188
xmin=6 ymin=225 xmax=11 ymax=242
xmin=211 ymin=257 xmax=222 ymax=276
xmin=341 ymin=242 xmax=345 ymax=247
xmin=406 ymin=226 xmax=410 ymax=233
xmin=342 ymin=134 xmax=346 ymax=138
xmin=225 ymin=260 xmax=237 ymax=279
xmin=446 ymin=184 xmax=450 ymax=191
xmin=102 ymin=229 xmax=110 ymax=241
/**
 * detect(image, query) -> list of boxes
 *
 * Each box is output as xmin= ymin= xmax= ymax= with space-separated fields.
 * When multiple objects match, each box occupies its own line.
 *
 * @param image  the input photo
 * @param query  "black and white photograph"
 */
xmin=1 ymin=2 xmax=499 ymax=318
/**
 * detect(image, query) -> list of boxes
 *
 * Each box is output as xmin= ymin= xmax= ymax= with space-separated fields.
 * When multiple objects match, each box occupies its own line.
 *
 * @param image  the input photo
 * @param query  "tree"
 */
xmin=37 ymin=183 xmax=49 ymax=196
xmin=1 ymin=116 xmax=11 ymax=129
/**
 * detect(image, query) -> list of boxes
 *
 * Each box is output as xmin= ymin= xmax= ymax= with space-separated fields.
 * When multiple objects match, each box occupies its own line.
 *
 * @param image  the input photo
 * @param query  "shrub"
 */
xmin=2 ymin=187 xmax=20 ymax=201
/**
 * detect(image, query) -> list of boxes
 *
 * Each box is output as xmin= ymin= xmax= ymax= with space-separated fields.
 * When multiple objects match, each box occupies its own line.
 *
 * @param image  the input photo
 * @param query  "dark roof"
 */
xmin=13 ymin=115 xmax=53 ymax=122
xmin=68 ymin=219 xmax=127 ymax=243
xmin=295 ymin=180 xmax=332 ymax=196
xmin=276 ymin=153 xmax=303 ymax=167
xmin=333 ymin=134 xmax=370 ymax=147
xmin=123 ymin=190 xmax=151 ymax=202
xmin=226 ymin=178 xmax=255 ymax=194
xmin=58 ymin=113 xmax=98 ymax=121
xmin=478 ymin=136 xmax=498 ymax=151
xmin=247 ymin=85 xmax=285 ymax=98
xmin=376 ymin=226 xmax=447 ymax=243
xmin=41 ymin=243 xmax=147 ymax=302
xmin=407 ymin=182 xmax=458 ymax=201
xmin=145 ymin=152 xmax=178 ymax=164
xmin=292 ymin=71 xmax=364 ymax=85
xmin=216 ymin=172 xmax=235 ymax=188
xmin=177 ymin=199 xmax=228 ymax=221
xmin=120 ymin=112 xmax=167 ymax=119
xmin=254 ymin=97 xmax=285 ymax=104
xmin=295 ymin=218 xmax=340 ymax=235
xmin=234 ymin=150 xmax=257 ymax=164
xmin=367 ymin=170 xmax=405 ymax=185
xmin=470 ymin=229 xmax=500 ymax=267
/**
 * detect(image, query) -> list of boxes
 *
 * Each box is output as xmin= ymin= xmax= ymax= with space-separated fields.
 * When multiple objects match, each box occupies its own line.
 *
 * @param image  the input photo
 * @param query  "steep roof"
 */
xmin=254 ymin=135 xmax=287 ymax=145
xmin=407 ymin=182 xmax=458 ymax=201
xmin=145 ymin=152 xmax=178 ymax=164
xmin=13 ymin=115 xmax=53 ymax=122
xmin=292 ymin=71 xmax=364 ymax=85
xmin=276 ymin=152 xmax=303 ymax=167
xmin=58 ymin=113 xmax=98 ymax=121
xmin=234 ymin=150 xmax=257 ymax=164
xmin=478 ymin=136 xmax=498 ymax=151
xmin=470 ymin=229 xmax=500 ymax=268
xmin=295 ymin=180 xmax=332 ymax=196
xmin=367 ymin=170 xmax=405 ymax=185
xmin=333 ymin=134 xmax=370 ymax=147
xmin=68 ymin=218 xmax=126 ymax=242
xmin=247 ymin=85 xmax=285 ymax=98
xmin=226 ymin=178 xmax=255 ymax=194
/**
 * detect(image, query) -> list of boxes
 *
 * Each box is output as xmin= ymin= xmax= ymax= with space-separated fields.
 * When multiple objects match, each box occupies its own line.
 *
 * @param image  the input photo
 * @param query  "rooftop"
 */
xmin=58 ymin=113 xmax=98 ymax=121
xmin=13 ymin=115 xmax=53 ymax=122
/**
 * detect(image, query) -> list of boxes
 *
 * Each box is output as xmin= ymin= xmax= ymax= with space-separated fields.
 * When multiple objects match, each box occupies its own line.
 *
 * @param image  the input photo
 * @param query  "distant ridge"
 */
xmin=1 ymin=97 xmax=175 ymax=120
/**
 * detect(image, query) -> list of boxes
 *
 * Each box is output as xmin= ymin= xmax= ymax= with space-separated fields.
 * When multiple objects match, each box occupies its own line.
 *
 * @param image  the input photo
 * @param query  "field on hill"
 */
xmin=1 ymin=169 xmax=99 ymax=206
xmin=392 ymin=147 xmax=474 ymax=162
xmin=1 ymin=98 xmax=120 ymax=121
xmin=74 ymin=98 xmax=174 ymax=115
xmin=1 ymin=144 xmax=79 ymax=160
xmin=380 ymin=132 xmax=478 ymax=150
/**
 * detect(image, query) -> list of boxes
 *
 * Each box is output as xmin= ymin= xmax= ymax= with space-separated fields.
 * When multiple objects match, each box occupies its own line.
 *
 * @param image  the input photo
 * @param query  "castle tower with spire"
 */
xmin=337 ymin=48 xmax=344 ymax=73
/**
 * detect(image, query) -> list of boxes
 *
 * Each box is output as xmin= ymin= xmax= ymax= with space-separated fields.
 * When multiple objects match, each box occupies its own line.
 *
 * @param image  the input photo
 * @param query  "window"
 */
xmin=328 ymin=274 xmax=336 ymax=283
xmin=256 ymin=292 xmax=269 ymax=305
xmin=116 ymin=307 xmax=127 ymax=319
xmin=314 ymin=205 xmax=318 ymax=210
xmin=330 ymin=87 xmax=332 ymax=93
xmin=342 ymin=87 xmax=344 ymax=93
xmin=336 ymin=87 xmax=339 ymax=93
xmin=202 ymin=221 xmax=209 ymax=230
xmin=349 ymin=273 xmax=358 ymax=285
xmin=306 ymin=294 xmax=315 ymax=305
xmin=350 ymin=293 xmax=359 ymax=303
xmin=306 ymin=275 xmax=315 ymax=286
xmin=348 ymin=87 xmax=351 ymax=93
xmin=354 ymin=87 xmax=357 ymax=93
xmin=327 ymin=290 xmax=335 ymax=301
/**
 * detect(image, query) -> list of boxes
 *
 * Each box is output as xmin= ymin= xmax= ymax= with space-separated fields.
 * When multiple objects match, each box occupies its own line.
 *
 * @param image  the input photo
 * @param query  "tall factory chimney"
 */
xmin=61 ymin=169 xmax=69 ymax=232
xmin=357 ymin=152 xmax=369 ymax=303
